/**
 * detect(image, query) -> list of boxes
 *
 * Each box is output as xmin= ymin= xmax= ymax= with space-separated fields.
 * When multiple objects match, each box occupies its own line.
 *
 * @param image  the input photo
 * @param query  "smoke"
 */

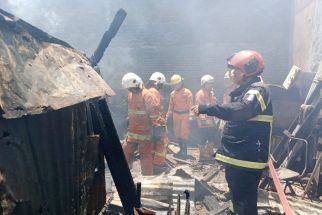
xmin=2 ymin=0 xmax=293 ymax=89
xmin=2 ymin=0 xmax=294 ymax=136
xmin=3 ymin=0 xmax=62 ymax=34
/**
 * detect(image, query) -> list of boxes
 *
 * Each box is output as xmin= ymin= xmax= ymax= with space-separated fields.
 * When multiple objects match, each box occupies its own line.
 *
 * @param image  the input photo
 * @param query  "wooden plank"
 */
xmin=168 ymin=144 xmax=180 ymax=154
xmin=207 ymin=202 xmax=230 ymax=215
xmin=268 ymin=159 xmax=295 ymax=215
xmin=203 ymin=195 xmax=219 ymax=211
xmin=203 ymin=166 xmax=223 ymax=182
xmin=166 ymin=156 xmax=178 ymax=166
xmin=303 ymin=151 xmax=322 ymax=198
xmin=91 ymin=99 xmax=138 ymax=214
xmin=141 ymin=198 xmax=170 ymax=210
xmin=169 ymin=155 xmax=192 ymax=165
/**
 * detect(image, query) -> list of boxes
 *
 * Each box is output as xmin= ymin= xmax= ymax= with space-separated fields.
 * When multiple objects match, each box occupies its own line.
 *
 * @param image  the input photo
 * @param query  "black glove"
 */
xmin=152 ymin=125 xmax=166 ymax=142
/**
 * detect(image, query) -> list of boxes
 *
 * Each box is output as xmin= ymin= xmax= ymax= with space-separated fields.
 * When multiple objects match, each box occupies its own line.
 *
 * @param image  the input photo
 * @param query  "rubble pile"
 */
xmin=104 ymin=142 xmax=322 ymax=214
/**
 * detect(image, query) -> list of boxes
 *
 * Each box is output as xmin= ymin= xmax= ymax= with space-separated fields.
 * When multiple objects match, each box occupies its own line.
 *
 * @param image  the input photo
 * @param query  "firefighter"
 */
xmin=195 ymin=74 xmax=218 ymax=161
xmin=191 ymin=50 xmax=272 ymax=215
xmin=147 ymin=72 xmax=169 ymax=174
xmin=223 ymin=71 xmax=237 ymax=104
xmin=167 ymin=74 xmax=193 ymax=159
xmin=218 ymin=71 xmax=238 ymax=134
xmin=121 ymin=72 xmax=164 ymax=176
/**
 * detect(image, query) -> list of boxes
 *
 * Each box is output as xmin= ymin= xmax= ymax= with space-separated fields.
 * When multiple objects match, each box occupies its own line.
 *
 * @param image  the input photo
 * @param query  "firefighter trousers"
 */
xmin=122 ymin=141 xmax=153 ymax=176
xmin=225 ymin=166 xmax=262 ymax=215
xmin=153 ymin=132 xmax=168 ymax=166
xmin=173 ymin=113 xmax=189 ymax=140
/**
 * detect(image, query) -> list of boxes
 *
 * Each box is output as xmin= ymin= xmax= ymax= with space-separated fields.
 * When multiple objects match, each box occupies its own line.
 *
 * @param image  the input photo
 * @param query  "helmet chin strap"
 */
xmin=128 ymin=81 xmax=143 ymax=93
xmin=203 ymin=83 xmax=213 ymax=91
xmin=239 ymin=75 xmax=257 ymax=87
xmin=228 ymin=69 xmax=239 ymax=84
xmin=156 ymin=82 xmax=163 ymax=90
xmin=173 ymin=82 xmax=183 ymax=91
xmin=229 ymin=75 xmax=243 ymax=86
xmin=129 ymin=87 xmax=142 ymax=93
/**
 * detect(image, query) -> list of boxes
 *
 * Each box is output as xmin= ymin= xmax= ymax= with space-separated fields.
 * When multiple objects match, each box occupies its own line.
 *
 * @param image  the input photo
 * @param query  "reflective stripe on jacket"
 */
xmin=199 ymin=77 xmax=273 ymax=170
xmin=127 ymin=88 xmax=159 ymax=143
xmin=148 ymin=87 xmax=166 ymax=125
xmin=167 ymin=87 xmax=193 ymax=115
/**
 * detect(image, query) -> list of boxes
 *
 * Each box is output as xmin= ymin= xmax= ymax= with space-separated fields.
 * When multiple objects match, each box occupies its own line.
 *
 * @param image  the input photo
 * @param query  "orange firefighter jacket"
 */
xmin=127 ymin=88 xmax=160 ymax=143
xmin=167 ymin=87 xmax=193 ymax=116
xmin=148 ymin=87 xmax=166 ymax=125
xmin=167 ymin=87 xmax=193 ymax=140
xmin=195 ymin=88 xmax=217 ymax=128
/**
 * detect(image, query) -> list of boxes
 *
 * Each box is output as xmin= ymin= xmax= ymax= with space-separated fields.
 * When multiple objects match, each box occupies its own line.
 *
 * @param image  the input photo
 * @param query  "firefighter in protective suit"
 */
xmin=195 ymin=75 xmax=218 ymax=161
xmin=167 ymin=74 xmax=193 ymax=159
xmin=192 ymin=50 xmax=272 ymax=215
xmin=218 ymin=71 xmax=238 ymax=134
xmin=147 ymin=72 xmax=169 ymax=174
xmin=121 ymin=72 xmax=163 ymax=176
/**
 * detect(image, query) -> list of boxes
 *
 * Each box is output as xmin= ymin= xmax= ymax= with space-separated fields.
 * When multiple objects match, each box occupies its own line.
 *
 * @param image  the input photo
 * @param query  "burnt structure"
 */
xmin=0 ymin=9 xmax=115 ymax=214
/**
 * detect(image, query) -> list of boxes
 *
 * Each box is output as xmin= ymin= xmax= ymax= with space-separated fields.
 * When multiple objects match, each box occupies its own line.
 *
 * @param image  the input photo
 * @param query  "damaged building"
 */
xmin=0 ymin=8 xmax=115 ymax=214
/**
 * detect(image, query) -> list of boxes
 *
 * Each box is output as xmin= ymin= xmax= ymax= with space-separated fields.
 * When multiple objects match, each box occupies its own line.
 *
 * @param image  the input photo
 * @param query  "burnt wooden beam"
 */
xmin=90 ymin=98 xmax=138 ymax=215
xmin=303 ymin=151 xmax=322 ymax=198
xmin=90 ymin=9 xmax=127 ymax=67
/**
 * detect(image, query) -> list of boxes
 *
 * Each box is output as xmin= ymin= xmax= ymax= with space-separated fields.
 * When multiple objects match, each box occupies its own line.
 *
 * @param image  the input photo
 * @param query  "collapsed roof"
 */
xmin=0 ymin=9 xmax=115 ymax=119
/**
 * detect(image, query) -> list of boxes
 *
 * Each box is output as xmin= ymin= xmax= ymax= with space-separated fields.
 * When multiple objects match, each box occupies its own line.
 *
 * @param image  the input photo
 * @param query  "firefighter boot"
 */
xmin=181 ymin=140 xmax=188 ymax=158
xmin=181 ymin=140 xmax=195 ymax=160
xmin=174 ymin=139 xmax=187 ymax=159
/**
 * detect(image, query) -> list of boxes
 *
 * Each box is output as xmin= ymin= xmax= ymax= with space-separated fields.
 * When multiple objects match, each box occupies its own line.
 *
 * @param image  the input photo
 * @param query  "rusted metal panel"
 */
xmin=0 ymin=9 xmax=115 ymax=119
xmin=0 ymin=102 xmax=104 ymax=214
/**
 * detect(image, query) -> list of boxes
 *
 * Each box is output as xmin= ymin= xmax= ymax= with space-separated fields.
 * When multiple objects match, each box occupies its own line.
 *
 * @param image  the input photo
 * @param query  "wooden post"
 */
xmin=90 ymin=98 xmax=138 ymax=215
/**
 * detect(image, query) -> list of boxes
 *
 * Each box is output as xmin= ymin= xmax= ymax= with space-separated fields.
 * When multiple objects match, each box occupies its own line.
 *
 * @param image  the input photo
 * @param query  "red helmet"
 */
xmin=227 ymin=50 xmax=264 ymax=77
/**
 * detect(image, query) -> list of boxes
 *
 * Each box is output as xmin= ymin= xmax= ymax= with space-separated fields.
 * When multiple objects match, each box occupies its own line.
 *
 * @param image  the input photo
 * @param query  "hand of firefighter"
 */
xmin=152 ymin=125 xmax=165 ymax=142
xmin=191 ymin=105 xmax=200 ymax=116
xmin=189 ymin=113 xmax=195 ymax=121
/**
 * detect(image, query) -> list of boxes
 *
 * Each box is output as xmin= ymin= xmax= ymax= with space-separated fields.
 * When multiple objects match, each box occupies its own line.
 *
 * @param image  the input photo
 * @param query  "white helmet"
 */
xmin=121 ymin=72 xmax=142 ymax=89
xmin=201 ymin=74 xmax=214 ymax=86
xmin=149 ymin=72 xmax=166 ymax=84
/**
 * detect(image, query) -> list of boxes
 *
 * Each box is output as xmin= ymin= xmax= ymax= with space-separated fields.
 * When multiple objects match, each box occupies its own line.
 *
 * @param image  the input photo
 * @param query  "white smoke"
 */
xmin=3 ymin=0 xmax=62 ymax=35
xmin=1 ymin=0 xmax=296 ymax=137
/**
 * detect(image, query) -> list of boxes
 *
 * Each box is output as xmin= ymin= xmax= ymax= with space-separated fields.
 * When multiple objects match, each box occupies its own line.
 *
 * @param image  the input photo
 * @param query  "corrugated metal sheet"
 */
xmin=0 ymin=102 xmax=105 ymax=214
xmin=171 ymin=176 xmax=196 ymax=215
xmin=0 ymin=9 xmax=115 ymax=119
